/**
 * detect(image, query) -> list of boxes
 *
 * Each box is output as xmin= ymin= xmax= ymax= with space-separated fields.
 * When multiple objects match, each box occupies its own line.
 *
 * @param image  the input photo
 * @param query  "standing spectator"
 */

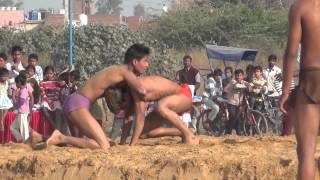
xmin=250 ymin=66 xmax=269 ymax=110
xmin=69 ymin=70 xmax=80 ymax=94
xmin=224 ymin=69 xmax=250 ymax=135
xmin=0 ymin=67 xmax=13 ymax=131
xmin=0 ymin=52 xmax=8 ymax=68
xmin=222 ymin=67 xmax=233 ymax=88
xmin=245 ymin=64 xmax=255 ymax=83
xmin=263 ymin=54 xmax=282 ymax=93
xmin=6 ymin=46 xmax=25 ymax=84
xmin=10 ymin=73 xmax=34 ymax=142
xmin=28 ymin=53 xmax=43 ymax=83
xmin=25 ymin=65 xmax=40 ymax=105
xmin=176 ymin=55 xmax=201 ymax=95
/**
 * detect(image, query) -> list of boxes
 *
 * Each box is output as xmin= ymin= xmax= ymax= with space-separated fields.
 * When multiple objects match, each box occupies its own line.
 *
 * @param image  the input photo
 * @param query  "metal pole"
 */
xmin=68 ymin=0 xmax=73 ymax=66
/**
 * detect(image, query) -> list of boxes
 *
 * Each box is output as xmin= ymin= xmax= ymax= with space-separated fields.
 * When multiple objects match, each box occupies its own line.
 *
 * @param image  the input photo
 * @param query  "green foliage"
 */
xmin=95 ymin=0 xmax=123 ymax=16
xmin=0 ymin=0 xmax=14 ymax=7
xmin=146 ymin=3 xmax=289 ymax=52
xmin=0 ymin=25 xmax=178 ymax=81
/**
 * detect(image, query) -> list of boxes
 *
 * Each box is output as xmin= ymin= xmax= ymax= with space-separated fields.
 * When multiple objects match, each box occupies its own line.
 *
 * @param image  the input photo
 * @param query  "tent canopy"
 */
xmin=206 ymin=44 xmax=258 ymax=62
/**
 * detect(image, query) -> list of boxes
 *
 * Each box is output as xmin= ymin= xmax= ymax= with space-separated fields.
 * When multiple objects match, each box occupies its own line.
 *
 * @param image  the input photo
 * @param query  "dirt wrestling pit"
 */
xmin=0 ymin=135 xmax=319 ymax=180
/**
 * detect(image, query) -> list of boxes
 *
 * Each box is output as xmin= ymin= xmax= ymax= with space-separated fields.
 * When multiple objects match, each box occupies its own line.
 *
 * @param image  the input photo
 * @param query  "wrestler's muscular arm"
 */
xmin=279 ymin=4 xmax=302 ymax=113
xmin=122 ymin=70 xmax=146 ymax=99
xmin=130 ymin=90 xmax=147 ymax=146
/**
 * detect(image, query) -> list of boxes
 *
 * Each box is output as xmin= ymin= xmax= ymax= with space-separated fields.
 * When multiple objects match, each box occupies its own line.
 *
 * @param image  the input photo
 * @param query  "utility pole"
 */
xmin=68 ymin=0 xmax=73 ymax=66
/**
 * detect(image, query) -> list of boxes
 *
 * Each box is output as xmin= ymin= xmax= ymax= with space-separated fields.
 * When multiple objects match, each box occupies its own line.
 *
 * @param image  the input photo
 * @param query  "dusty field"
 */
xmin=0 ymin=135 xmax=319 ymax=180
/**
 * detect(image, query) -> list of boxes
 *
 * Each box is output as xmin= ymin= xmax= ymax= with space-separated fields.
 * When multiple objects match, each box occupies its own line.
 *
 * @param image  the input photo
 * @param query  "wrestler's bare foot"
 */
xmin=46 ymin=130 xmax=64 ymax=146
xmin=183 ymin=135 xmax=199 ymax=145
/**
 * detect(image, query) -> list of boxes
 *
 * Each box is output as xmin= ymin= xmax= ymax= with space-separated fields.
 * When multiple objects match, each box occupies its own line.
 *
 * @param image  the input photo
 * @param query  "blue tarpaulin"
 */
xmin=206 ymin=45 xmax=258 ymax=62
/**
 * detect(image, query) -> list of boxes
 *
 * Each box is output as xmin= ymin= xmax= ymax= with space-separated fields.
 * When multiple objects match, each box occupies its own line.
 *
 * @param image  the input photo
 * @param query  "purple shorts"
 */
xmin=63 ymin=91 xmax=91 ymax=113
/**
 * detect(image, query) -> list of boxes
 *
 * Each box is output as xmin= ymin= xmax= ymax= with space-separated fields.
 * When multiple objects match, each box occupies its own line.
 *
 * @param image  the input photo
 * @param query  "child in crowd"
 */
xmin=25 ymin=65 xmax=40 ymax=105
xmin=245 ymin=64 xmax=255 ymax=83
xmin=0 ymin=52 xmax=8 ymax=68
xmin=58 ymin=71 xmax=70 ymax=105
xmin=224 ymin=69 xmax=251 ymax=135
xmin=69 ymin=70 xmax=80 ymax=93
xmin=250 ymin=66 xmax=268 ymax=110
xmin=59 ymin=69 xmax=80 ymax=105
xmin=28 ymin=53 xmax=43 ymax=83
xmin=11 ymin=73 xmax=34 ymax=142
xmin=39 ymin=66 xmax=68 ymax=134
xmin=222 ymin=67 xmax=233 ymax=88
xmin=0 ymin=67 xmax=13 ymax=131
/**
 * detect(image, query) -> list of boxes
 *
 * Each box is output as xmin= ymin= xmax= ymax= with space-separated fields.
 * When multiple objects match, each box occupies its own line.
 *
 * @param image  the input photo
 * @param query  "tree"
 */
xmin=134 ymin=3 xmax=145 ymax=18
xmin=0 ymin=0 xmax=14 ymax=7
xmin=146 ymin=4 xmax=288 ymax=51
xmin=95 ymin=0 xmax=123 ymax=15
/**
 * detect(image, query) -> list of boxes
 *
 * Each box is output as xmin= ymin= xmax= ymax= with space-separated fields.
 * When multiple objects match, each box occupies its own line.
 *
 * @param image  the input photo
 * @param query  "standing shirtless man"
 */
xmin=120 ymin=76 xmax=199 ymax=146
xmin=279 ymin=1 xmax=320 ymax=179
xmin=45 ymin=44 xmax=150 ymax=150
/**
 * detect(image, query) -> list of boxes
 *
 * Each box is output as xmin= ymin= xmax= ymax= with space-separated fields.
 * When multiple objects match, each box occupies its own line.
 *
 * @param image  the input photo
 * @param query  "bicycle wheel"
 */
xmin=266 ymin=108 xmax=283 ymax=135
xmin=243 ymin=110 xmax=268 ymax=136
xmin=269 ymin=114 xmax=284 ymax=135
xmin=210 ymin=114 xmax=227 ymax=136
xmin=197 ymin=110 xmax=209 ymax=135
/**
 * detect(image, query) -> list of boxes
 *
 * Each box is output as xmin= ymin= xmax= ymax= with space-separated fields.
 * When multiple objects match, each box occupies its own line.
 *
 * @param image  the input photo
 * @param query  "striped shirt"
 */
xmin=273 ymin=75 xmax=295 ymax=96
xmin=39 ymin=80 xmax=62 ymax=110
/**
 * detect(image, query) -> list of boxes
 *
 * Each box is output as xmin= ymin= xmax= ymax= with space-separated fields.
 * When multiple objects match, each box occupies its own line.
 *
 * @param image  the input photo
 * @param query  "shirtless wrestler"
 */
xmin=279 ymin=1 xmax=320 ymax=179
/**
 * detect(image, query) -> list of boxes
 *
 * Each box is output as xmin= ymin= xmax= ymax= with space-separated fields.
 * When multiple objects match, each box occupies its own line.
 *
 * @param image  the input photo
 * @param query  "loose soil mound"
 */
xmin=0 ymin=135 xmax=319 ymax=180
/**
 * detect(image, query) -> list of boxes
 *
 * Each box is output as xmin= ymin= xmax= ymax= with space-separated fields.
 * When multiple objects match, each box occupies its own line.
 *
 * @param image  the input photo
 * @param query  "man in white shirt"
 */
xmin=6 ymin=46 xmax=25 ymax=84
xmin=263 ymin=54 xmax=282 ymax=94
xmin=202 ymin=69 xmax=223 ymax=131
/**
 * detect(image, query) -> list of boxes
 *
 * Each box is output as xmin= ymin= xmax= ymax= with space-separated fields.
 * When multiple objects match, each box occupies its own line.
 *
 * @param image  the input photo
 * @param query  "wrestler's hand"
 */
xmin=279 ymin=93 xmax=289 ymax=114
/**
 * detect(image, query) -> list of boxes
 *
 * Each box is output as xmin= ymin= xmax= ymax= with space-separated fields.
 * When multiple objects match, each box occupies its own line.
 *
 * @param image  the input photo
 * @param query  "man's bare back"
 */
xmin=294 ymin=0 xmax=320 ymax=68
xmin=139 ymin=76 xmax=181 ymax=100
xmin=80 ymin=65 xmax=145 ymax=102
xmin=126 ymin=76 xmax=198 ymax=146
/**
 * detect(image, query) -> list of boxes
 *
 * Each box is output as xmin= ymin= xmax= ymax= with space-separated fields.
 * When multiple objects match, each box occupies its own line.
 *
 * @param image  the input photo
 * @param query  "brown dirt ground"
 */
xmin=0 ymin=135 xmax=320 ymax=180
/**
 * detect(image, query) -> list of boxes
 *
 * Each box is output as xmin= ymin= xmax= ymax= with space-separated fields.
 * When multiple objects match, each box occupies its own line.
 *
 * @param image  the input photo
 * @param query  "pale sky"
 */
xmin=21 ymin=0 xmax=165 ymax=16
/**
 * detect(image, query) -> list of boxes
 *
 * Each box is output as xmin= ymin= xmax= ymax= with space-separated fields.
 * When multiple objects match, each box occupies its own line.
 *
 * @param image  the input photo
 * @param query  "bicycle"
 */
xmin=250 ymin=87 xmax=283 ymax=135
xmin=237 ymin=86 xmax=268 ymax=136
xmin=193 ymin=96 xmax=228 ymax=136
xmin=261 ymin=93 xmax=283 ymax=135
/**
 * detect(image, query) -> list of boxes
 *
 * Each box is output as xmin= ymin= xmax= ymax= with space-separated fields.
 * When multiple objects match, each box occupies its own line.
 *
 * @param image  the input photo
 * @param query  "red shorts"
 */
xmin=177 ymin=84 xmax=192 ymax=115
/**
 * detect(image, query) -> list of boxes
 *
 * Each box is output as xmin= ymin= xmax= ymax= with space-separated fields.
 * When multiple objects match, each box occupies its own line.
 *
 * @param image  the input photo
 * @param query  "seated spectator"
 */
xmin=202 ymin=69 xmax=223 ymax=131
xmin=40 ymin=66 xmax=69 ymax=135
xmin=28 ymin=53 xmax=43 ymax=83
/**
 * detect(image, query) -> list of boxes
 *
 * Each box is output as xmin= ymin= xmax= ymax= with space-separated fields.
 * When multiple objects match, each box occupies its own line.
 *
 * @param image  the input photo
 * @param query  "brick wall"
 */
xmin=0 ymin=10 xmax=24 ymax=27
xmin=44 ymin=14 xmax=65 ymax=27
